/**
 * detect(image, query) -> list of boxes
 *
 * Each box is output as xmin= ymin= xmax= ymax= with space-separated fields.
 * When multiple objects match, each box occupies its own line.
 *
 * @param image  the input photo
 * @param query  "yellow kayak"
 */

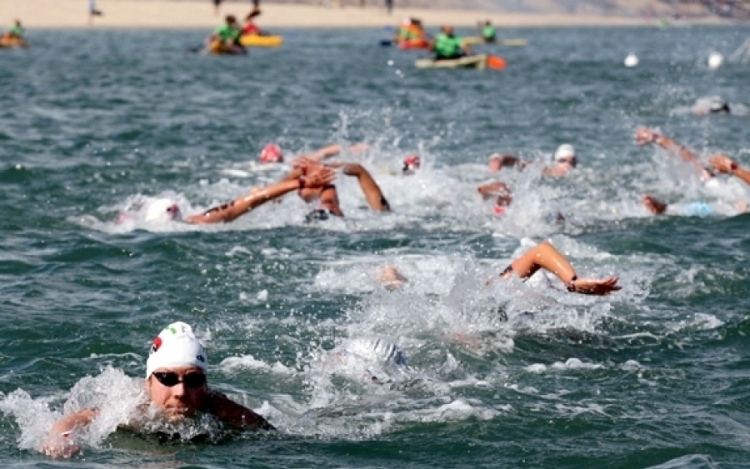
xmin=208 ymin=40 xmax=245 ymax=55
xmin=239 ymin=35 xmax=283 ymax=48
xmin=0 ymin=35 xmax=28 ymax=49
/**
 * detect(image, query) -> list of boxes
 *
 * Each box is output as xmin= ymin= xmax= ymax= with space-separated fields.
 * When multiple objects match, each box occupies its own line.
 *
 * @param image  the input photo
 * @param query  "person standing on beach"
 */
xmin=385 ymin=0 xmax=393 ymax=14
xmin=213 ymin=0 xmax=222 ymax=15
xmin=88 ymin=0 xmax=103 ymax=17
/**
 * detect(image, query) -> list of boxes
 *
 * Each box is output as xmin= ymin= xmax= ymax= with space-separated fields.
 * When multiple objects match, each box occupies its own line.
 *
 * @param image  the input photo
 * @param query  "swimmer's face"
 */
xmin=147 ymin=366 xmax=208 ymax=421
xmin=556 ymin=156 xmax=577 ymax=170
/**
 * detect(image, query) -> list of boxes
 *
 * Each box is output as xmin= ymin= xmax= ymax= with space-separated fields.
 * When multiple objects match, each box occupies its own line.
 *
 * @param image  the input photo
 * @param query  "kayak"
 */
xmin=0 ymin=35 xmax=28 ymax=49
xmin=398 ymin=39 xmax=430 ymax=50
xmin=462 ymin=36 xmax=528 ymax=47
xmin=415 ymin=54 xmax=488 ymax=70
xmin=208 ymin=40 xmax=245 ymax=55
xmin=239 ymin=35 xmax=283 ymax=47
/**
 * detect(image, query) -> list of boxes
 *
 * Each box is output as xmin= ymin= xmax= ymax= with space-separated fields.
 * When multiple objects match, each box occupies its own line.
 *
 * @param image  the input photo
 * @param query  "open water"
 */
xmin=1 ymin=25 xmax=750 ymax=469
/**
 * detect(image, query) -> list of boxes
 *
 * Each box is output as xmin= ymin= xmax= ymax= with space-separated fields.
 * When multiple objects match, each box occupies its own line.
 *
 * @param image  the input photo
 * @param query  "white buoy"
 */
xmin=708 ymin=52 xmax=724 ymax=69
xmin=387 ymin=60 xmax=394 ymax=67
xmin=624 ymin=53 xmax=639 ymax=68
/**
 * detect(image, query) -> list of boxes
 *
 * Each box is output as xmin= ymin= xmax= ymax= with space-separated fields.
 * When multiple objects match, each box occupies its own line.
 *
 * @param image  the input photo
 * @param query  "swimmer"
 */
xmin=640 ymin=195 xmax=727 ymax=217
xmin=543 ymin=144 xmax=577 ymax=178
xmin=120 ymin=165 xmax=335 ymax=225
xmin=321 ymin=337 xmax=410 ymax=385
xmin=485 ymin=145 xmax=575 ymax=177
xmin=634 ymin=127 xmax=713 ymax=180
xmin=380 ymin=241 xmax=620 ymax=295
xmin=402 ymin=155 xmax=420 ymax=175
xmin=281 ymin=160 xmax=390 ymax=218
xmin=498 ymin=241 xmax=621 ymax=295
xmin=693 ymin=96 xmax=730 ymax=115
xmin=40 ymin=322 xmax=273 ymax=459
xmin=477 ymin=181 xmax=513 ymax=215
xmin=259 ymin=142 xmax=369 ymax=166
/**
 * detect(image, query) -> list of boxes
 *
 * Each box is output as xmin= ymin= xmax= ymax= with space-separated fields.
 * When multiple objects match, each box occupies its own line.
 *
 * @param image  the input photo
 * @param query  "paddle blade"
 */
xmin=379 ymin=39 xmax=393 ymax=47
xmin=487 ymin=55 xmax=507 ymax=70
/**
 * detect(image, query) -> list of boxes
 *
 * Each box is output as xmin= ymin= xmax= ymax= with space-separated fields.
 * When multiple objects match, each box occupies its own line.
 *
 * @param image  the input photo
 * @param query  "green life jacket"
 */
xmin=9 ymin=25 xmax=23 ymax=37
xmin=215 ymin=24 xmax=240 ymax=43
xmin=434 ymin=33 xmax=462 ymax=58
xmin=482 ymin=25 xmax=496 ymax=40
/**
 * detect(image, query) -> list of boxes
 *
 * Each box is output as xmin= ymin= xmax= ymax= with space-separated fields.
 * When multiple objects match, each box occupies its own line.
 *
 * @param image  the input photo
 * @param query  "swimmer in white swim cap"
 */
xmin=40 ymin=321 xmax=273 ymax=459
xmin=543 ymin=144 xmax=577 ymax=177
xmin=144 ymin=198 xmax=181 ymax=223
xmin=693 ymin=96 xmax=730 ymax=115
xmin=326 ymin=338 xmax=410 ymax=384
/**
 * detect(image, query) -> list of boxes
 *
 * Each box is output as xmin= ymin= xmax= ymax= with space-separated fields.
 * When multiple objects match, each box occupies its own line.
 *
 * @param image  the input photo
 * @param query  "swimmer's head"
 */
xmin=402 ymin=155 xmax=420 ymax=175
xmin=694 ymin=96 xmax=730 ymax=115
xmin=554 ymin=144 xmax=577 ymax=168
xmin=145 ymin=198 xmax=181 ymax=223
xmin=259 ymin=143 xmax=283 ymax=163
xmin=146 ymin=322 xmax=208 ymax=378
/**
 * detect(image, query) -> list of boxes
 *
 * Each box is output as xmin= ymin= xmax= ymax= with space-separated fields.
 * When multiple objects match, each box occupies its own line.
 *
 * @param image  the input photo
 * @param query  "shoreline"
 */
xmin=1 ymin=0 xmax=728 ymax=29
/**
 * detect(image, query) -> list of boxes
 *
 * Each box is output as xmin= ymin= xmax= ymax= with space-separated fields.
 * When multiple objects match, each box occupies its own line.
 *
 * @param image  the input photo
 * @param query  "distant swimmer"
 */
xmin=206 ymin=15 xmax=245 ymax=55
xmin=319 ymin=337 xmax=410 ymax=385
xmin=477 ymin=180 xmax=513 ymax=216
xmin=639 ymin=195 xmax=736 ymax=217
xmin=40 ymin=322 xmax=273 ymax=459
xmin=479 ymin=20 xmax=496 ymax=43
xmin=118 ymin=165 xmax=335 ymax=225
xmin=484 ymin=145 xmax=576 ymax=178
xmin=693 ymin=96 xmax=730 ymax=115
xmin=635 ymin=127 xmax=750 ymax=215
xmin=402 ymin=154 xmax=420 ymax=175
xmin=431 ymin=25 xmax=472 ymax=60
xmin=257 ymin=142 xmax=369 ymax=165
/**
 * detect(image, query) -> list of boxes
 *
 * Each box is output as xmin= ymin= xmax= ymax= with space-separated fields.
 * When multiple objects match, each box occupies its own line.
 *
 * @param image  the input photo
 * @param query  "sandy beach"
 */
xmin=0 ymin=0 xmax=724 ymax=29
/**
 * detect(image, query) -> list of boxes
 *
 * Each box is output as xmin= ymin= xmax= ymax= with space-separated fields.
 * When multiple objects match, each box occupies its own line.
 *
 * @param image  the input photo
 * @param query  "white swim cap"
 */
xmin=145 ymin=198 xmax=180 ymax=223
xmin=146 ymin=322 xmax=207 ymax=378
xmin=344 ymin=338 xmax=407 ymax=368
xmin=554 ymin=144 xmax=576 ymax=162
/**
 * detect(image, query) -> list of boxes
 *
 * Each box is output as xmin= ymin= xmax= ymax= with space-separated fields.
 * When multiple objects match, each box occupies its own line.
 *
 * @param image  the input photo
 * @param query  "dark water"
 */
xmin=1 ymin=25 xmax=750 ymax=469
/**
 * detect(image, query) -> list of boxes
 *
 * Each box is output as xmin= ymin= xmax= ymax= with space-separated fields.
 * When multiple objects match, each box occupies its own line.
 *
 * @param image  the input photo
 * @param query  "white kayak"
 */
xmin=415 ymin=54 xmax=487 ymax=70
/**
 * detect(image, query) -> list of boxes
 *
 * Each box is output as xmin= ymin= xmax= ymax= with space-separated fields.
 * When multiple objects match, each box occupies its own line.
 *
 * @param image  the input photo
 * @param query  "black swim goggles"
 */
xmin=152 ymin=371 xmax=207 ymax=389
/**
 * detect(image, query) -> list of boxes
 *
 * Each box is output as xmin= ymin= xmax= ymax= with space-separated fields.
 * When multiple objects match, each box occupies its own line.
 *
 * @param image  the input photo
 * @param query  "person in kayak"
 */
xmin=206 ymin=15 xmax=245 ymax=54
xmin=431 ymin=25 xmax=472 ymax=60
xmin=479 ymin=20 xmax=496 ymax=43
xmin=241 ymin=7 xmax=267 ymax=36
xmin=3 ymin=19 xmax=24 ymax=40
xmin=40 ymin=322 xmax=273 ymax=459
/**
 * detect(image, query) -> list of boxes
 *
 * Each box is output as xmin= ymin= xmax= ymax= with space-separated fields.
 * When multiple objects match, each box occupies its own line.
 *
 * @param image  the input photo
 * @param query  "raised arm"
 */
xmin=708 ymin=154 xmax=750 ymax=186
xmin=634 ymin=127 xmax=711 ymax=179
xmin=339 ymin=163 xmax=390 ymax=212
xmin=185 ymin=167 xmax=335 ymax=224
xmin=40 ymin=408 xmax=98 ymax=458
xmin=500 ymin=241 xmax=620 ymax=296
xmin=298 ymin=143 xmax=369 ymax=163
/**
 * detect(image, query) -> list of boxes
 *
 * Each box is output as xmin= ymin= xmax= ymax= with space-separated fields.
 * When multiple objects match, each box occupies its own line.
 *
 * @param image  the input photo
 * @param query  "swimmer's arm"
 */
xmin=300 ymin=143 xmax=369 ymax=162
xmin=500 ymin=241 xmax=620 ymax=296
xmin=40 ymin=408 xmax=98 ymax=458
xmin=340 ymin=163 xmax=391 ymax=212
xmin=635 ymin=128 xmax=707 ymax=177
xmin=207 ymin=391 xmax=275 ymax=431
xmin=186 ymin=168 xmax=336 ymax=224
xmin=709 ymin=154 xmax=750 ymax=186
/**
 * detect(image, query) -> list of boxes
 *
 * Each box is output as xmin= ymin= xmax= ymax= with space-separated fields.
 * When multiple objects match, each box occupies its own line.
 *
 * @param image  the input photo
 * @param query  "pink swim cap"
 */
xmin=402 ymin=155 xmax=420 ymax=172
xmin=260 ymin=143 xmax=283 ymax=163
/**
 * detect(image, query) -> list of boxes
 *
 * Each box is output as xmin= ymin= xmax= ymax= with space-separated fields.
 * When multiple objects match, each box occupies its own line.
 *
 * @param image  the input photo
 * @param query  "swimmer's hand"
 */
xmin=707 ymin=154 xmax=736 ymax=174
xmin=635 ymin=127 xmax=659 ymax=146
xmin=290 ymin=156 xmax=324 ymax=170
xmin=568 ymin=276 xmax=621 ymax=296
xmin=303 ymin=166 xmax=337 ymax=189
xmin=477 ymin=181 xmax=510 ymax=200
xmin=40 ymin=433 xmax=83 ymax=459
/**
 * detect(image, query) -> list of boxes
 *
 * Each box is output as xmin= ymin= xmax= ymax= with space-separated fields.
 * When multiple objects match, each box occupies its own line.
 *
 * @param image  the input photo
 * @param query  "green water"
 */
xmin=0 ymin=26 xmax=749 ymax=469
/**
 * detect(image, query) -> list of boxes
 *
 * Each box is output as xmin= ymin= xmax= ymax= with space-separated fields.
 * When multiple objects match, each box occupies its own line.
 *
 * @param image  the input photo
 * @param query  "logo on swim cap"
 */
xmin=260 ymin=143 xmax=283 ymax=163
xmin=146 ymin=321 xmax=208 ymax=378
